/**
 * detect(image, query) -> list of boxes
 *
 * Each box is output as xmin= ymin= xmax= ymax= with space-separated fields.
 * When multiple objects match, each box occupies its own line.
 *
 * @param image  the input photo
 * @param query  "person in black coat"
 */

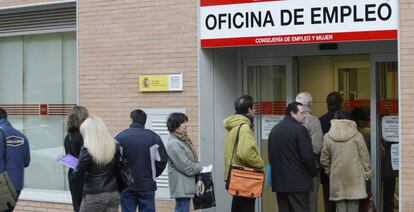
xmin=72 ymin=116 xmax=120 ymax=212
xmin=268 ymin=102 xmax=317 ymax=212
xmin=63 ymin=106 xmax=89 ymax=212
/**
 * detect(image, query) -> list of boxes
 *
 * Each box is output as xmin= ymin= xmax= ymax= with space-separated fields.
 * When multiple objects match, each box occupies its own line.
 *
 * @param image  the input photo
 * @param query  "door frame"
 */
xmin=242 ymin=57 xmax=294 ymax=212
xmin=370 ymin=53 xmax=399 ymax=211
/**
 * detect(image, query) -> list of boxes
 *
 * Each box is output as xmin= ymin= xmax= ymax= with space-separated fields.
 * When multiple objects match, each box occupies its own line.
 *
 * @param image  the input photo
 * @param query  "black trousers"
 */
xmin=276 ymin=191 xmax=309 ymax=212
xmin=383 ymin=177 xmax=396 ymax=212
xmin=68 ymin=171 xmax=83 ymax=212
xmin=231 ymin=196 xmax=255 ymax=212
xmin=321 ymin=172 xmax=335 ymax=212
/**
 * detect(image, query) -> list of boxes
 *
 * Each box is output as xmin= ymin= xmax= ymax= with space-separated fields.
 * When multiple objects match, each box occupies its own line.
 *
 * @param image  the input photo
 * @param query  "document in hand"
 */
xmin=57 ymin=154 xmax=79 ymax=170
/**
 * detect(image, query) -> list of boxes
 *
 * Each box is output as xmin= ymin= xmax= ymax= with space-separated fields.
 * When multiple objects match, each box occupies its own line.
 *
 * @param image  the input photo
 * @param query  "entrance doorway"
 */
xmin=245 ymin=54 xmax=399 ymax=212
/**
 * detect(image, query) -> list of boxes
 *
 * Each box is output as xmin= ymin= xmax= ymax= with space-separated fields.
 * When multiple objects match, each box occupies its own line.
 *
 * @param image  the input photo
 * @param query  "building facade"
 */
xmin=0 ymin=0 xmax=412 ymax=211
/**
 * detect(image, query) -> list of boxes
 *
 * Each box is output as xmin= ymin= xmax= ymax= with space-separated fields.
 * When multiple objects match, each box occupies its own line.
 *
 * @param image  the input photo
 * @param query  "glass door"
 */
xmin=372 ymin=54 xmax=399 ymax=212
xmin=244 ymin=58 xmax=293 ymax=212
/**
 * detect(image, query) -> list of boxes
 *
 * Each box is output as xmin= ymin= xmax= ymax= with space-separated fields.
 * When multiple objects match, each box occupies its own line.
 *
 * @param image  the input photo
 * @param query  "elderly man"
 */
xmin=296 ymin=92 xmax=324 ymax=212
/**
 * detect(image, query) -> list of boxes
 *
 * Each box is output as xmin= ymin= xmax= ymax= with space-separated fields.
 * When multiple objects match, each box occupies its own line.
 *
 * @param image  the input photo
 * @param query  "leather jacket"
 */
xmin=73 ymin=146 xmax=120 ymax=194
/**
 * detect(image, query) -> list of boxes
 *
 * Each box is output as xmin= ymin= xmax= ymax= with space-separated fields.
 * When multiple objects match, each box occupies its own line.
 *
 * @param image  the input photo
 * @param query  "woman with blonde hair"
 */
xmin=72 ymin=116 xmax=120 ymax=212
xmin=64 ymin=106 xmax=89 ymax=212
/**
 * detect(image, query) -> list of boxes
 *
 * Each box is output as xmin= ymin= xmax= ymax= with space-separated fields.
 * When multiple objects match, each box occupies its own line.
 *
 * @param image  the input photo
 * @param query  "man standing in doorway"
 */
xmin=268 ymin=102 xmax=317 ymax=212
xmin=224 ymin=95 xmax=264 ymax=212
xmin=115 ymin=109 xmax=168 ymax=212
xmin=0 ymin=108 xmax=31 ymax=212
xmin=295 ymin=92 xmax=324 ymax=212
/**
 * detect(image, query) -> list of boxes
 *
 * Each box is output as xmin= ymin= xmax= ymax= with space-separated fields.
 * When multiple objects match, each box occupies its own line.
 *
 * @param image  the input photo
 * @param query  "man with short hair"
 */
xmin=295 ymin=92 xmax=324 ymax=212
xmin=0 ymin=108 xmax=30 ymax=212
xmin=224 ymin=95 xmax=264 ymax=212
xmin=268 ymin=102 xmax=317 ymax=212
xmin=115 ymin=109 xmax=168 ymax=212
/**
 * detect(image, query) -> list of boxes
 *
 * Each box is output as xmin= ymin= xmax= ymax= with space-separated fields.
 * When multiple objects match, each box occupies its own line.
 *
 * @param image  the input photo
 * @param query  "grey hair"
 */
xmin=295 ymin=92 xmax=313 ymax=107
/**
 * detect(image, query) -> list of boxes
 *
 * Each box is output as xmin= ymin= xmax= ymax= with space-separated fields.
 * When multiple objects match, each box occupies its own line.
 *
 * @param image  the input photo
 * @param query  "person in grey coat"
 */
xmin=166 ymin=113 xmax=203 ymax=212
xmin=295 ymin=92 xmax=323 ymax=212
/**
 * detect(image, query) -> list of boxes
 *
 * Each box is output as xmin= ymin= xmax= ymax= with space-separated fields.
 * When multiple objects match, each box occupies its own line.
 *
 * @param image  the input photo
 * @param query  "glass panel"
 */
xmin=377 ymin=62 xmax=399 ymax=212
xmin=247 ymin=64 xmax=286 ymax=212
xmin=0 ymin=32 xmax=76 ymax=191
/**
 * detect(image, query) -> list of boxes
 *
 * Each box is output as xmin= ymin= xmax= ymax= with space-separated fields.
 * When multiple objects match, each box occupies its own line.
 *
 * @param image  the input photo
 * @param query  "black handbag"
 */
xmin=193 ymin=172 xmax=216 ymax=209
xmin=115 ymin=146 xmax=135 ymax=192
xmin=0 ymin=128 xmax=18 ymax=211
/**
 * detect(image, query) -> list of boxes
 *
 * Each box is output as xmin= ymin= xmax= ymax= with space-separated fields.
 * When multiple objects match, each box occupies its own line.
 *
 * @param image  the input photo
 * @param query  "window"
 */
xmin=0 ymin=32 xmax=77 ymax=191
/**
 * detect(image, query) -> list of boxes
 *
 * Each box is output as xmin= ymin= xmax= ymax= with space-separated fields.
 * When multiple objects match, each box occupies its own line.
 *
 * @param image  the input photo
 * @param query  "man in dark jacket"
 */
xmin=115 ymin=109 xmax=168 ymax=212
xmin=0 ymin=108 xmax=30 ymax=212
xmin=268 ymin=102 xmax=317 ymax=212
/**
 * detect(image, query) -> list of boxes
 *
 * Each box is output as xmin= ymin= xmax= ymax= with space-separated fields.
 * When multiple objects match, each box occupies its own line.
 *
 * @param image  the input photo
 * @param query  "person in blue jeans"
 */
xmin=115 ymin=109 xmax=168 ymax=212
xmin=165 ymin=113 xmax=203 ymax=212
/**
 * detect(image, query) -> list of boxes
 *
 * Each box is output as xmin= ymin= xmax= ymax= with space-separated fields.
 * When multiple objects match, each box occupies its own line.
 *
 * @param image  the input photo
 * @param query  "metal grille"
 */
xmin=0 ymin=2 xmax=76 ymax=36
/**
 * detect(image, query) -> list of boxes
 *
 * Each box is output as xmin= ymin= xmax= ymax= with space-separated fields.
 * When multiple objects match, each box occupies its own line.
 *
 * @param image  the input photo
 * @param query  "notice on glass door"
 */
xmin=382 ymin=116 xmax=399 ymax=142
xmin=261 ymin=115 xmax=284 ymax=140
xmin=391 ymin=144 xmax=399 ymax=170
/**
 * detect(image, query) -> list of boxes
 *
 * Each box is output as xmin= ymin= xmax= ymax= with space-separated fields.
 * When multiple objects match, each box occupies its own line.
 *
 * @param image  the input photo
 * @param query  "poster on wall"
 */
xmin=382 ymin=116 xmax=399 ymax=142
xmin=391 ymin=143 xmax=399 ymax=170
xmin=139 ymin=73 xmax=183 ymax=92
xmin=200 ymin=0 xmax=398 ymax=47
xmin=261 ymin=115 xmax=284 ymax=140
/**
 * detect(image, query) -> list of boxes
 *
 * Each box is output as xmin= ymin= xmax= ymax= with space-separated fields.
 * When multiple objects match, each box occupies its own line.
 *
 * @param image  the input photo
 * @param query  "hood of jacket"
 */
xmin=223 ymin=114 xmax=252 ymax=131
xmin=327 ymin=119 xmax=358 ymax=142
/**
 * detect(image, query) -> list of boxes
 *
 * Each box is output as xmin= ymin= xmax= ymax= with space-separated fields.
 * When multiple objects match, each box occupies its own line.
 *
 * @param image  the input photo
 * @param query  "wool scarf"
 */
xmin=172 ymin=131 xmax=199 ymax=162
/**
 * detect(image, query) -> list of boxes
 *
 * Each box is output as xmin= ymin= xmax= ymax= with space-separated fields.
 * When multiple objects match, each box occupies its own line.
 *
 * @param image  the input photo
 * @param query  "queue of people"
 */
xmin=0 ymin=91 xmax=392 ymax=212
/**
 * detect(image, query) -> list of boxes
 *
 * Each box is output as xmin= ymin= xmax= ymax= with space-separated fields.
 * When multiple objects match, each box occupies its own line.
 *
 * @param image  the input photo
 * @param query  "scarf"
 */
xmin=172 ymin=131 xmax=199 ymax=162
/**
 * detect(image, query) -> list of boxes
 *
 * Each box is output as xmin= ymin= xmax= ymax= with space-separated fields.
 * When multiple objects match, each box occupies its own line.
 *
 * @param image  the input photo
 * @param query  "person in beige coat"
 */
xmin=320 ymin=111 xmax=372 ymax=212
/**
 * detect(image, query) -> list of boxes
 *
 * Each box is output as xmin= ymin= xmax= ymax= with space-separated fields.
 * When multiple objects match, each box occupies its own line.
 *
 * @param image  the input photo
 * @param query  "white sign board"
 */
xmin=382 ymin=116 xmax=399 ymax=142
xmin=261 ymin=115 xmax=284 ymax=140
xmin=391 ymin=144 xmax=399 ymax=170
xmin=200 ymin=0 xmax=398 ymax=47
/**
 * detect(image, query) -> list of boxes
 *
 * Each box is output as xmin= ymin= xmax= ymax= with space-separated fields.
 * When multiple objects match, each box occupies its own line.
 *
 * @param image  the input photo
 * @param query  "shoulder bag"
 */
xmin=0 ymin=128 xmax=18 ymax=211
xmin=225 ymin=124 xmax=264 ymax=198
xmin=116 ymin=146 xmax=135 ymax=192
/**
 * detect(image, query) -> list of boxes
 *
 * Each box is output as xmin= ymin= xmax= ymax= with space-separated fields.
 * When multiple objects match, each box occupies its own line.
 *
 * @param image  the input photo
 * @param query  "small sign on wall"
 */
xmin=139 ymin=73 xmax=183 ymax=92
xmin=261 ymin=115 xmax=284 ymax=140
xmin=381 ymin=116 xmax=399 ymax=142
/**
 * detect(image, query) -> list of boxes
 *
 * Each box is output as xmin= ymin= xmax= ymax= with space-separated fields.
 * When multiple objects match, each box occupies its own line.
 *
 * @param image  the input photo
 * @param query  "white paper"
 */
xmin=261 ymin=115 xmax=283 ymax=140
xmin=201 ymin=164 xmax=213 ymax=173
xmin=391 ymin=144 xmax=399 ymax=170
xmin=382 ymin=116 xmax=399 ymax=142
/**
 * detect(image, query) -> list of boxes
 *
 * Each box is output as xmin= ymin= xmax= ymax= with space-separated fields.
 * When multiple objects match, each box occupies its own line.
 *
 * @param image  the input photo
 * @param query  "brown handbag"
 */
xmin=225 ymin=124 xmax=264 ymax=198
xmin=359 ymin=192 xmax=377 ymax=212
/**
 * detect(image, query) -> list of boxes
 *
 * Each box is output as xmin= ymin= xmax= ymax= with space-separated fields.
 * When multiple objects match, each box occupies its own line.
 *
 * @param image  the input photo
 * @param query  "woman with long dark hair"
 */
xmin=64 ymin=106 xmax=89 ymax=212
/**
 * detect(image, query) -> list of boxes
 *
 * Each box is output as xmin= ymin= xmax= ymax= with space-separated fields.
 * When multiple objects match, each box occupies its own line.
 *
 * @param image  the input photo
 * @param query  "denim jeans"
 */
xmin=175 ymin=198 xmax=191 ymax=212
xmin=120 ymin=190 xmax=155 ymax=212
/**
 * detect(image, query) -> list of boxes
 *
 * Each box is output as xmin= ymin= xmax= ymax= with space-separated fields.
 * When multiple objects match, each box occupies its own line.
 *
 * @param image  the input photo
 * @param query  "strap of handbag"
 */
xmin=0 ymin=127 xmax=7 ymax=171
xmin=229 ymin=123 xmax=246 ymax=166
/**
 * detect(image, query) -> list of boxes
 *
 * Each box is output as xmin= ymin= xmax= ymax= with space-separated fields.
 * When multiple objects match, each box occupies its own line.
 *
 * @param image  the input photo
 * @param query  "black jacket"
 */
xmin=73 ymin=146 xmax=119 ymax=194
xmin=268 ymin=116 xmax=317 ymax=192
xmin=115 ymin=122 xmax=167 ymax=192
xmin=319 ymin=111 xmax=336 ymax=134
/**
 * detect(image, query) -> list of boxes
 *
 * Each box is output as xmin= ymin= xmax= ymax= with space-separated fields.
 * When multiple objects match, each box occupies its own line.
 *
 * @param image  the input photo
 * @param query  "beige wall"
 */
xmin=77 ymin=0 xmax=198 ymax=210
xmin=400 ymin=0 xmax=414 ymax=211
